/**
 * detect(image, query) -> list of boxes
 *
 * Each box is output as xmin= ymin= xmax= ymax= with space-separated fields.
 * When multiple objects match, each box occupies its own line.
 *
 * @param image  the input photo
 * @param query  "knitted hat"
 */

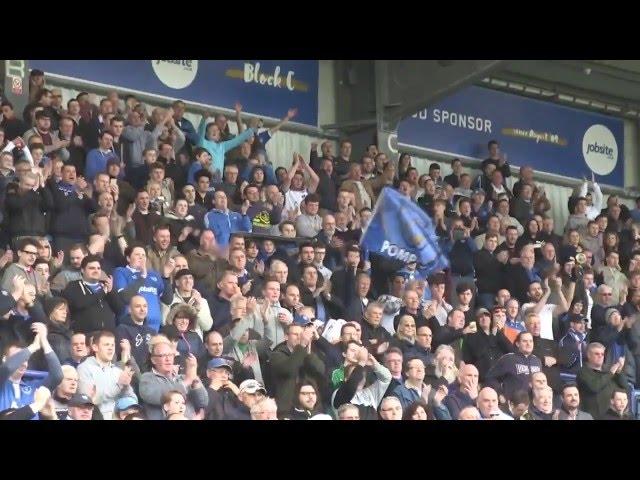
xmin=605 ymin=307 xmax=620 ymax=324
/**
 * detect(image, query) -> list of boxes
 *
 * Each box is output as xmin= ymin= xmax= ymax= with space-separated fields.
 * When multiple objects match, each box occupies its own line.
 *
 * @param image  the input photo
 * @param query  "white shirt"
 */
xmin=522 ymin=302 xmax=556 ymax=340
xmin=424 ymin=300 xmax=453 ymax=326
xmin=283 ymin=189 xmax=308 ymax=218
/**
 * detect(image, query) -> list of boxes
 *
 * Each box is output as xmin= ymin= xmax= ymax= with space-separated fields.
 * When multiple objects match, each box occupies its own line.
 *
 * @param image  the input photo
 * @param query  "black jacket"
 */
xmin=331 ymin=267 xmax=359 ymax=306
xmin=506 ymin=264 xmax=537 ymax=305
xmin=316 ymin=171 xmax=338 ymax=212
xmin=62 ymin=280 xmax=124 ymax=334
xmin=45 ymin=320 xmax=73 ymax=366
xmin=359 ymin=319 xmax=392 ymax=357
xmin=473 ymin=249 xmax=505 ymax=295
xmin=600 ymin=408 xmax=632 ymax=420
xmin=48 ymin=182 xmax=95 ymax=238
xmin=268 ymin=341 xmax=325 ymax=416
xmin=206 ymin=386 xmax=251 ymax=420
xmin=532 ymin=336 xmax=562 ymax=393
xmin=461 ymin=329 xmax=513 ymax=381
xmin=3 ymin=185 xmax=53 ymax=238
xmin=299 ymin=286 xmax=344 ymax=322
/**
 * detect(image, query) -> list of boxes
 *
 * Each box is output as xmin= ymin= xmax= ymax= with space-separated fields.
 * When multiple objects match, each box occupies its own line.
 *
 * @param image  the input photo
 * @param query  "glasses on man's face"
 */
xmin=152 ymin=353 xmax=175 ymax=359
xmin=21 ymin=250 xmax=38 ymax=256
xmin=602 ymin=293 xmax=613 ymax=296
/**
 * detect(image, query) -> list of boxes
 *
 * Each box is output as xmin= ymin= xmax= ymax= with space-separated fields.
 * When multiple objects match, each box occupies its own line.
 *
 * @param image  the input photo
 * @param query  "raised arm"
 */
xmin=281 ymin=153 xmax=301 ymax=193
xmin=234 ymin=102 xmax=245 ymax=134
xmin=298 ymin=153 xmax=320 ymax=193
xmin=268 ymin=108 xmax=297 ymax=136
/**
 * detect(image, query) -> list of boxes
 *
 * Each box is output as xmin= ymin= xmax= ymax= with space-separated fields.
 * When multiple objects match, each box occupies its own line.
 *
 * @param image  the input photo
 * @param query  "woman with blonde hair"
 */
xmin=425 ymin=344 xmax=459 ymax=388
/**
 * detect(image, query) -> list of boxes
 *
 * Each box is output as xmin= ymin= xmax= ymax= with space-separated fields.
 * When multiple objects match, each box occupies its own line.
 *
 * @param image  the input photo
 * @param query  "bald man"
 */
xmin=458 ymin=406 xmax=481 ymax=420
xmin=115 ymin=295 xmax=154 ymax=368
xmin=443 ymin=363 xmax=480 ymax=420
xmin=477 ymin=387 xmax=513 ymax=420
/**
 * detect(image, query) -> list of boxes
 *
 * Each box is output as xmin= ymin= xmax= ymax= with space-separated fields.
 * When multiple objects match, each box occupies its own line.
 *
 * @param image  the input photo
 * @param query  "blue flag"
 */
xmin=360 ymin=187 xmax=449 ymax=275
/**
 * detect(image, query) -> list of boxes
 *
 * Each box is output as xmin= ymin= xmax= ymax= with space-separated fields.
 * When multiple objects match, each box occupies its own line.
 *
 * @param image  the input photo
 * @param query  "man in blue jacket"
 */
xmin=84 ymin=130 xmax=118 ymax=183
xmin=0 ymin=322 xmax=64 ymax=416
xmin=113 ymin=244 xmax=174 ymax=332
xmin=203 ymin=191 xmax=251 ymax=248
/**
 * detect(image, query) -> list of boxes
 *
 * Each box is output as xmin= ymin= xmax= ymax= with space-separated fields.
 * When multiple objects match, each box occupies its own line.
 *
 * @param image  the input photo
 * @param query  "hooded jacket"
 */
xmin=165 ymin=304 xmax=205 ymax=359
xmin=162 ymin=289 xmax=213 ymax=339
xmin=486 ymin=351 xmax=542 ymax=399
xmin=115 ymin=315 xmax=155 ymax=369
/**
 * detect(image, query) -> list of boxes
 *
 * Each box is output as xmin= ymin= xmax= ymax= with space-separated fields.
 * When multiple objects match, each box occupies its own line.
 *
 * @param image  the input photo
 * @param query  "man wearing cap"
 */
xmin=237 ymin=378 xmax=266 ymax=413
xmin=164 ymin=268 xmax=212 ymax=339
xmin=205 ymin=357 xmax=248 ymax=420
xmin=113 ymin=396 xmax=143 ymax=420
xmin=558 ymin=314 xmax=589 ymax=378
xmin=65 ymin=392 xmax=95 ymax=420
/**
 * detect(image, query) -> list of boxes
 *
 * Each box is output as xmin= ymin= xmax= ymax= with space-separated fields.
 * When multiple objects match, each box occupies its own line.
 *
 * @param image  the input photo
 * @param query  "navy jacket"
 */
xmin=486 ymin=352 xmax=543 ymax=398
xmin=115 ymin=315 xmax=155 ymax=369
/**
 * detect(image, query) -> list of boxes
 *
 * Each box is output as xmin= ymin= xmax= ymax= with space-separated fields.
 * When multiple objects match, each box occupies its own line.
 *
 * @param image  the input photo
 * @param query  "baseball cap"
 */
xmin=114 ymin=396 xmax=142 ymax=413
xmin=238 ymin=379 xmax=266 ymax=395
xmin=68 ymin=393 xmax=95 ymax=407
xmin=207 ymin=358 xmax=232 ymax=371
xmin=475 ymin=307 xmax=491 ymax=317
xmin=472 ymin=188 xmax=485 ymax=196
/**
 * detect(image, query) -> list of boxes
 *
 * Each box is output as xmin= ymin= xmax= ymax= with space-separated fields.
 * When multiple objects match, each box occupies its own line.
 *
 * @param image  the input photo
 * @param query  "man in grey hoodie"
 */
xmin=77 ymin=330 xmax=137 ymax=420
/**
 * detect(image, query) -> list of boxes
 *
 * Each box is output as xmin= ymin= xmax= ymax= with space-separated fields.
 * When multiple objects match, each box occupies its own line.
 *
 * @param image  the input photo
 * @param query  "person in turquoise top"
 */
xmin=193 ymin=102 xmax=254 ymax=181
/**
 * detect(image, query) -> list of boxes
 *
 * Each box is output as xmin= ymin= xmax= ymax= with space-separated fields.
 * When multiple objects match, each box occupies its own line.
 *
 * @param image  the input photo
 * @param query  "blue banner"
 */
xmin=30 ymin=60 xmax=319 ymax=127
xmin=360 ymin=187 xmax=448 ymax=274
xmin=397 ymin=85 xmax=625 ymax=186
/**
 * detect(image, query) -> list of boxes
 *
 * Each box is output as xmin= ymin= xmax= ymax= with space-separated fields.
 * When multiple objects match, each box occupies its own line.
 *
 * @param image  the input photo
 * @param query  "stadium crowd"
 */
xmin=0 ymin=68 xmax=638 ymax=420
